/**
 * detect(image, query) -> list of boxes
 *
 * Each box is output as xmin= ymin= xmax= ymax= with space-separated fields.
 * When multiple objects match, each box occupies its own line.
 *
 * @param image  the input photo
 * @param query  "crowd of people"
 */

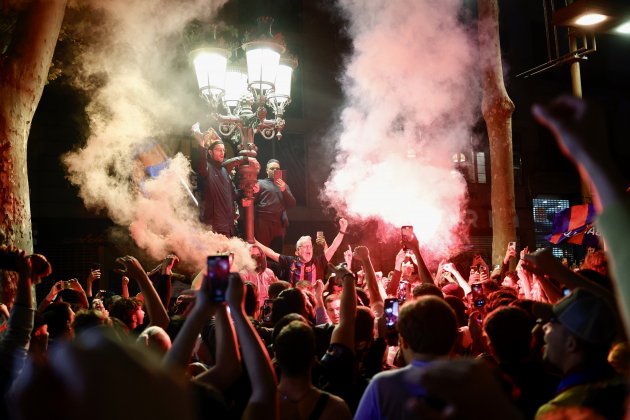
xmin=1 ymin=96 xmax=629 ymax=419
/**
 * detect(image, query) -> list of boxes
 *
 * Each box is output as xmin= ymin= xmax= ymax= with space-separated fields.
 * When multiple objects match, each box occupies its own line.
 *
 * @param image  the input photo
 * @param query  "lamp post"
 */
xmin=190 ymin=18 xmax=297 ymax=243
xmin=518 ymin=0 xmax=630 ymax=204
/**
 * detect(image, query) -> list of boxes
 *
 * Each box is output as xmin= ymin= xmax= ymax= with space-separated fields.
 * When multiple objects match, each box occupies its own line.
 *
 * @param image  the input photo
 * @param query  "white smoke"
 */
xmin=63 ymin=0 xmax=255 ymax=272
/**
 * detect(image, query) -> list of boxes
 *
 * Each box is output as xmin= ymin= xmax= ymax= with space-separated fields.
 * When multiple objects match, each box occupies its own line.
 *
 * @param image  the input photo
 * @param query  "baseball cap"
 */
xmin=533 ymin=288 xmax=617 ymax=346
xmin=442 ymin=283 xmax=465 ymax=300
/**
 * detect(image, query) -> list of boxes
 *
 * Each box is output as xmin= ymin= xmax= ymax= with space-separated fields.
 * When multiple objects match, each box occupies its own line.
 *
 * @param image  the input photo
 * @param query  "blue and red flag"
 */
xmin=546 ymin=204 xmax=600 ymax=246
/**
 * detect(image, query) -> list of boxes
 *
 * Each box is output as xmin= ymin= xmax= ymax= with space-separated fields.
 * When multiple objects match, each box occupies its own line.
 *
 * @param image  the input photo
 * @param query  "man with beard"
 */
xmin=253 ymin=159 xmax=296 ymax=253
xmin=255 ymin=218 xmax=348 ymax=286
xmin=192 ymin=124 xmax=237 ymax=237
xmin=534 ymin=288 xmax=624 ymax=419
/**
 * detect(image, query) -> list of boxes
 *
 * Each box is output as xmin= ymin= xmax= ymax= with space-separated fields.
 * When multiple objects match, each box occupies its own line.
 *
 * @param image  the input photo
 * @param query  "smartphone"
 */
xmin=206 ymin=255 xmax=230 ymax=302
xmin=508 ymin=241 xmax=516 ymax=250
xmin=384 ymin=298 xmax=399 ymax=329
xmin=401 ymin=225 xmax=413 ymax=249
xmin=262 ymin=299 xmax=273 ymax=323
xmin=64 ymin=280 xmax=73 ymax=289
xmin=471 ymin=282 xmax=486 ymax=308
xmin=90 ymin=262 xmax=101 ymax=271
xmin=274 ymin=169 xmax=284 ymax=181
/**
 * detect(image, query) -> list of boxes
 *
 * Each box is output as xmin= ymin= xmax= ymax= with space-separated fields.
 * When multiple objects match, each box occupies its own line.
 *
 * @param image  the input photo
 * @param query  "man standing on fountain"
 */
xmin=192 ymin=124 xmax=237 ymax=237
xmin=253 ymin=159 xmax=296 ymax=253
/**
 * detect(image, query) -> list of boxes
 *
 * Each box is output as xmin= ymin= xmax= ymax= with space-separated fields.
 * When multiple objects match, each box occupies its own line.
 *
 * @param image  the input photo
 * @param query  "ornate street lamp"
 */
xmin=190 ymin=18 xmax=297 ymax=243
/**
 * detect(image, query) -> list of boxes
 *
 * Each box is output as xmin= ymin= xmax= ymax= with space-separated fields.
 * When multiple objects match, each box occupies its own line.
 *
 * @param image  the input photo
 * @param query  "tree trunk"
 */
xmin=0 ymin=0 xmax=67 ymax=252
xmin=477 ymin=0 xmax=516 ymax=266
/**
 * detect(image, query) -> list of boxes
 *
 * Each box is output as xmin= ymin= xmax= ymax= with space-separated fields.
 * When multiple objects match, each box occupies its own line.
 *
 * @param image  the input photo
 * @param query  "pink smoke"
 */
xmin=323 ymin=0 xmax=480 ymax=258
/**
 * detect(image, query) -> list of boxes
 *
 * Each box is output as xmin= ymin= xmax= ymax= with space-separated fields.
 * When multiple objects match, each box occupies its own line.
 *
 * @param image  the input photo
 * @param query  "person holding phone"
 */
xmin=255 ymin=218 xmax=349 ymax=286
xmin=252 ymin=159 xmax=297 ymax=253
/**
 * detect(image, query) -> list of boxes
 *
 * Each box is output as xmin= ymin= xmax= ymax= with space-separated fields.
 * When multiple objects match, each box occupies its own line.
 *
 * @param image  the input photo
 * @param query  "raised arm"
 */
xmin=313 ymin=280 xmax=331 ymax=325
xmin=67 ymin=278 xmax=89 ymax=310
xmin=163 ymin=294 xmax=217 ymax=373
xmin=85 ymin=268 xmax=100 ymax=298
xmin=522 ymin=248 xmax=612 ymax=303
xmin=254 ymin=239 xmax=280 ymax=263
xmin=195 ymin=304 xmax=242 ymax=390
xmin=533 ymin=95 xmax=630 ymax=337
xmin=404 ymin=233 xmax=434 ymax=285
xmin=500 ymin=242 xmax=517 ymax=280
xmin=442 ymin=263 xmax=471 ymax=295
xmin=115 ymin=256 xmax=169 ymax=329
xmin=324 ymin=218 xmax=348 ymax=262
xmin=516 ymin=260 xmax=533 ymax=300
xmin=0 ymin=247 xmax=42 ymax=376
xmin=152 ymin=254 xmax=179 ymax=309
xmin=37 ymin=280 xmax=63 ymax=313
xmin=386 ymin=250 xmax=405 ymax=297
xmin=226 ymin=274 xmax=277 ymax=420
xmin=355 ymin=246 xmax=383 ymax=316
xmin=121 ymin=276 xmax=130 ymax=298
xmin=532 ymin=96 xmax=624 ymax=211
xmin=163 ymin=275 xmax=242 ymax=391
xmin=330 ymin=264 xmax=357 ymax=351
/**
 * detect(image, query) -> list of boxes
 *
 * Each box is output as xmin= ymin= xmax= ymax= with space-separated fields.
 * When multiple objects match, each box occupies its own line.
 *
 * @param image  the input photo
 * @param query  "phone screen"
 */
xmin=384 ymin=298 xmax=399 ymax=329
xmin=262 ymin=299 xmax=273 ymax=323
xmin=207 ymin=255 xmax=230 ymax=302
xmin=274 ymin=169 xmax=284 ymax=181
xmin=471 ymin=282 xmax=486 ymax=307
xmin=401 ymin=225 xmax=413 ymax=250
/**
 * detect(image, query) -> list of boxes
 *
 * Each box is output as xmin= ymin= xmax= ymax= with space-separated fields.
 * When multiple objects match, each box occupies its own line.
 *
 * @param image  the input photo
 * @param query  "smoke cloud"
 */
xmin=323 ymin=0 xmax=480 ymax=258
xmin=63 ymin=0 xmax=255 ymax=272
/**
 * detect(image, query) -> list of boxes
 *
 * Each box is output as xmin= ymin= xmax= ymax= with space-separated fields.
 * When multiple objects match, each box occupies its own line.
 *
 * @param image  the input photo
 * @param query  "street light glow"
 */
xmin=615 ymin=21 xmax=630 ymax=34
xmin=575 ymin=13 xmax=608 ymax=26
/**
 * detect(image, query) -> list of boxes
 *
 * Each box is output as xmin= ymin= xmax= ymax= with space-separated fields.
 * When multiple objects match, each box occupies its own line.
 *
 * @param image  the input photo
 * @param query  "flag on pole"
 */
xmin=546 ymin=204 xmax=599 ymax=246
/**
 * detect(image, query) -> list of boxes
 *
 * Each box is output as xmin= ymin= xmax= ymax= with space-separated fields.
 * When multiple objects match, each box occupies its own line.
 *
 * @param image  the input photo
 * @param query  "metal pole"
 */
xmin=569 ymin=34 xmax=593 ymax=204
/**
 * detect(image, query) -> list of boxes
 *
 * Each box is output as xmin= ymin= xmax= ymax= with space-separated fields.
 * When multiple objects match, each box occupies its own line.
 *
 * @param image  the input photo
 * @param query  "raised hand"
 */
xmin=521 ymin=248 xmax=559 ymax=278
xmin=339 ymin=217 xmax=348 ymax=233
xmin=275 ymin=178 xmax=286 ymax=192
xmin=354 ymin=245 xmax=370 ymax=260
xmin=519 ymin=246 xmax=529 ymax=261
xmin=401 ymin=230 xmax=419 ymax=250
xmin=226 ymin=273 xmax=245 ymax=311
xmin=47 ymin=280 xmax=64 ymax=300
xmin=504 ymin=243 xmax=517 ymax=264
xmin=394 ymin=249 xmax=406 ymax=271
xmin=343 ymin=245 xmax=353 ymax=267
xmin=532 ymin=96 xmax=608 ymax=167
xmin=67 ymin=278 xmax=84 ymax=293
xmin=162 ymin=254 xmax=179 ymax=275
xmin=115 ymin=255 xmax=148 ymax=280
xmin=87 ymin=268 xmax=101 ymax=284
xmin=442 ymin=262 xmax=455 ymax=273
xmin=314 ymin=279 xmax=324 ymax=298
